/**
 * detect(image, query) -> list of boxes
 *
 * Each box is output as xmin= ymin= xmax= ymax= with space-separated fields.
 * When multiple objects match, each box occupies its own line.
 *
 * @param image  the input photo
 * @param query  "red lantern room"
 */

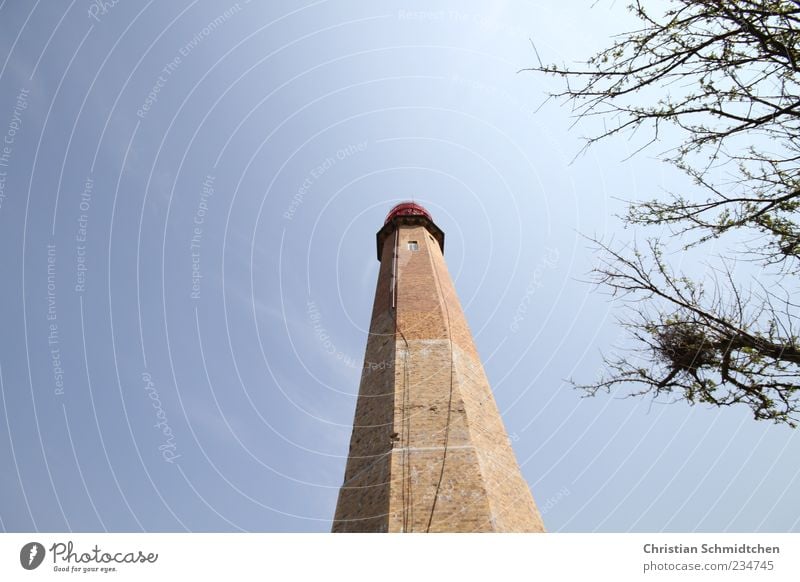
xmin=376 ymin=201 xmax=445 ymax=260
xmin=384 ymin=202 xmax=433 ymax=224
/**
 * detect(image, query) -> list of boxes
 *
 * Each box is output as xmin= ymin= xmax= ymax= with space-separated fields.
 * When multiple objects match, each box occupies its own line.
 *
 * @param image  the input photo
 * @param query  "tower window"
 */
xmin=407 ymin=241 xmax=419 ymax=251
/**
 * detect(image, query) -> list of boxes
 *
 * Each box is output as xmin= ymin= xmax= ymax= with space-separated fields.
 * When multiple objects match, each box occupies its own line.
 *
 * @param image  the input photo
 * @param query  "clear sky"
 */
xmin=0 ymin=0 xmax=797 ymax=533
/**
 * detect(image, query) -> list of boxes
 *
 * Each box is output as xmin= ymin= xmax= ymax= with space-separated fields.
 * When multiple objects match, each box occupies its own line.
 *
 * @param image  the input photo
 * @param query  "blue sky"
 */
xmin=0 ymin=0 xmax=797 ymax=532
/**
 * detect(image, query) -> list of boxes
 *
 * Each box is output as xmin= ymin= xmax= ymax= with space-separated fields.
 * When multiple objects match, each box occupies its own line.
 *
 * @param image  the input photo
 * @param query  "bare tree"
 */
xmin=529 ymin=0 xmax=800 ymax=426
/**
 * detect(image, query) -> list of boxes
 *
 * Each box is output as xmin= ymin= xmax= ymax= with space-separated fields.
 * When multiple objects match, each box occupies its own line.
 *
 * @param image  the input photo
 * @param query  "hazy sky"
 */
xmin=0 ymin=1 xmax=797 ymax=533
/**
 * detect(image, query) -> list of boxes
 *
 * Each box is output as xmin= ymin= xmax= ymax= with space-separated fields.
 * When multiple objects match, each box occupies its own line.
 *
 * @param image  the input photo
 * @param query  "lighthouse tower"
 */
xmin=332 ymin=202 xmax=545 ymax=532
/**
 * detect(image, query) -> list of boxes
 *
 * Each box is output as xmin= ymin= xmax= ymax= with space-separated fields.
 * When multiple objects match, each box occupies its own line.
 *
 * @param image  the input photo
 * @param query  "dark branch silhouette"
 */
xmin=528 ymin=0 xmax=800 ymax=426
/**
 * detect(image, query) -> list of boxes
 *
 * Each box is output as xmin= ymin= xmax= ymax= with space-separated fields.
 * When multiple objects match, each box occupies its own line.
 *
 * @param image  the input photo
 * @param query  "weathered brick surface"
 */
xmin=332 ymin=220 xmax=544 ymax=532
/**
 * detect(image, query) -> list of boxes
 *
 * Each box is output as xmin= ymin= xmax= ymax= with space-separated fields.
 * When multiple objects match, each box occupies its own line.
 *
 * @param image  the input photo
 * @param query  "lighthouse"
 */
xmin=332 ymin=202 xmax=545 ymax=532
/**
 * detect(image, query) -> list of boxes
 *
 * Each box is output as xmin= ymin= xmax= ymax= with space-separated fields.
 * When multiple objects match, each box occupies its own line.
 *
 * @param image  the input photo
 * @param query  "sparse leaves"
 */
xmin=529 ymin=1 xmax=800 ymax=426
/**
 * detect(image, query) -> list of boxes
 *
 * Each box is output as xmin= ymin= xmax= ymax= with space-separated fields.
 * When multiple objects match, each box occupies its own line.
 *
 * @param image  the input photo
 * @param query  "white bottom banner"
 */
xmin=2 ymin=533 xmax=798 ymax=581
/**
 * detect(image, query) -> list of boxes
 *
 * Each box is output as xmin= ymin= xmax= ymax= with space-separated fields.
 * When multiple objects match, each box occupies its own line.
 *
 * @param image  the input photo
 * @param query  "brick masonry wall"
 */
xmin=332 ymin=221 xmax=544 ymax=532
